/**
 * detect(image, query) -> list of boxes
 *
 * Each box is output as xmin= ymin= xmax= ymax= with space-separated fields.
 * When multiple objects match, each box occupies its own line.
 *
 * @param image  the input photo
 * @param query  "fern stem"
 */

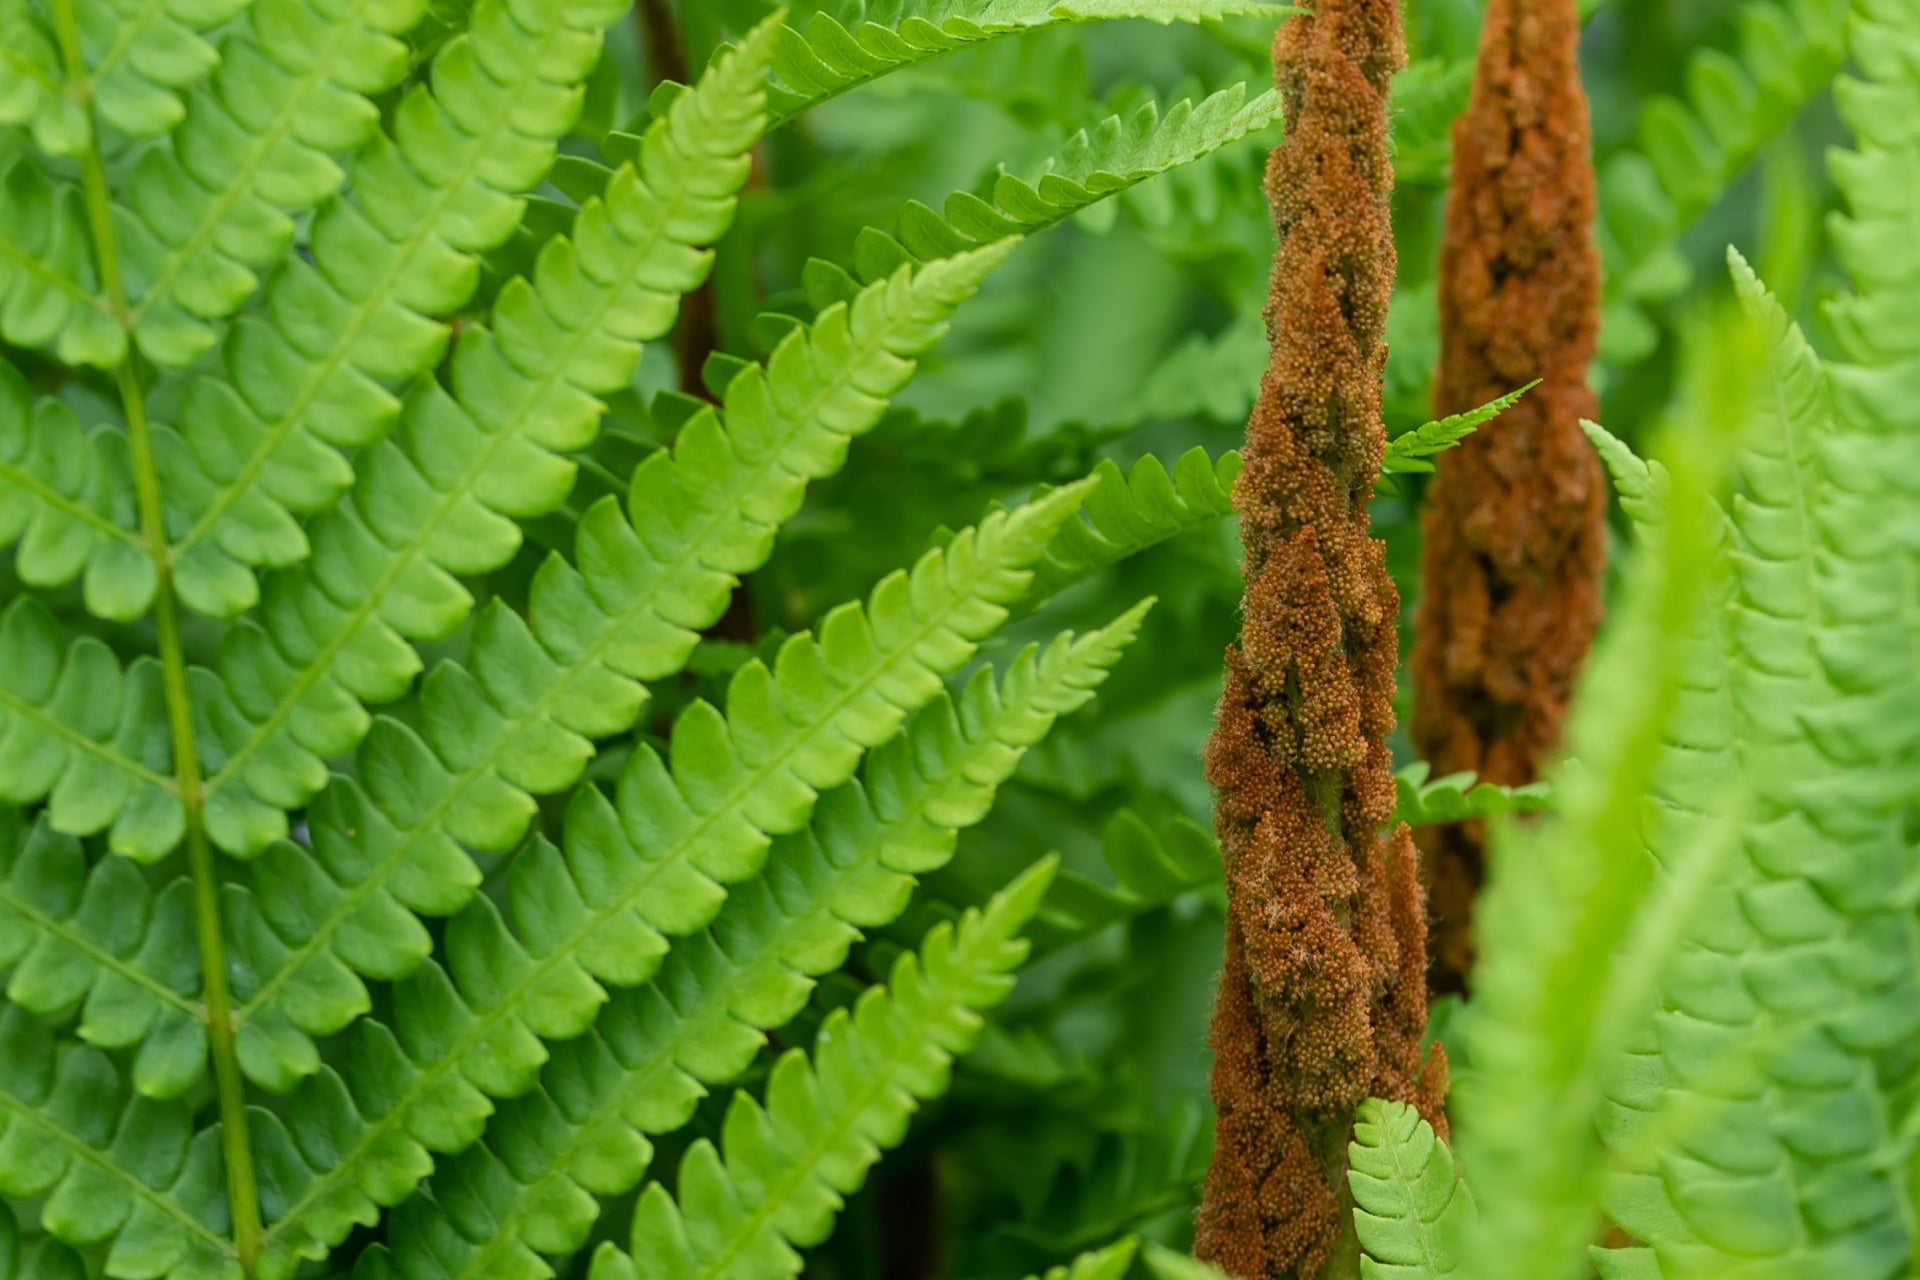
xmin=48 ymin=1 xmax=264 ymax=1271
xmin=121 ymin=365 xmax=267 ymax=1273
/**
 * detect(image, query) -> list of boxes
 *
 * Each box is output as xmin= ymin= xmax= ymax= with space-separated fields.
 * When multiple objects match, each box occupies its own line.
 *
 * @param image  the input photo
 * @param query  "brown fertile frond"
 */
xmin=1412 ymin=0 xmax=1608 ymax=996
xmin=1196 ymin=2 xmax=1444 ymax=1276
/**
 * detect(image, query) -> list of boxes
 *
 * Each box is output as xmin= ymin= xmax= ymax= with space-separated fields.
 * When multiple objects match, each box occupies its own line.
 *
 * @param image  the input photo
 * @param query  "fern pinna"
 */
xmin=0 ymin=0 xmax=1291 ymax=1276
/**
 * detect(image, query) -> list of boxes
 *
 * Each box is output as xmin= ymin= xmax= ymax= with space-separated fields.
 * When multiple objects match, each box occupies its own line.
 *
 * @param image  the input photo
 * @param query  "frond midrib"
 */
xmin=47 ymin=0 xmax=262 ymax=1261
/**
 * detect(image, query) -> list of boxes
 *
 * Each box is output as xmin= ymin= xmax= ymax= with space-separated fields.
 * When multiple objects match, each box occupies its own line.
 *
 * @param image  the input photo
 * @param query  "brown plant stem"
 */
xmin=1196 ymin=4 xmax=1445 ymax=1277
xmin=634 ymin=0 xmax=721 ymax=399
xmin=1412 ymin=0 xmax=1606 ymax=996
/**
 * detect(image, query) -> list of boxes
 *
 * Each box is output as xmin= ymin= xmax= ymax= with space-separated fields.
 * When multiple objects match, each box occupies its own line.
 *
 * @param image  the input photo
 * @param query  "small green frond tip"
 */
xmin=1394 ymin=763 xmax=1552 ymax=828
xmin=1350 ymin=1098 xmax=1475 ymax=1279
xmin=1383 ymin=382 xmax=1541 ymax=478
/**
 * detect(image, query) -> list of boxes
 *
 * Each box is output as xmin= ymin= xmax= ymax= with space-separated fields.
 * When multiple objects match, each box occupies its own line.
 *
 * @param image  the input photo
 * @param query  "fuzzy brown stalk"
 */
xmin=1412 ymin=0 xmax=1606 ymax=996
xmin=1196 ymin=4 xmax=1446 ymax=1277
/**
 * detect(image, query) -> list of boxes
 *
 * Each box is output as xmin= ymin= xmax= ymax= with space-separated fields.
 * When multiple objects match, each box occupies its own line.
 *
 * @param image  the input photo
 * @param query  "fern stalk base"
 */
xmin=49 ymin=0 xmax=263 ymax=1269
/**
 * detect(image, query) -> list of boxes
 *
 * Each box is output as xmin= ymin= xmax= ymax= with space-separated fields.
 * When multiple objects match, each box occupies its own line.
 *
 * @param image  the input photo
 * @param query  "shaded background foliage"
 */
xmin=0 ymin=0 xmax=1851 ymax=1274
xmin=571 ymin=2 xmax=1853 ymax=1277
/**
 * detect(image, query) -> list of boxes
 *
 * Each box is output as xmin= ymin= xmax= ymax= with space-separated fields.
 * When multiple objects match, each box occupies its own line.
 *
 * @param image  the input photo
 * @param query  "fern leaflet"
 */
xmin=287 ymin=485 xmax=1088 ymax=1115
xmin=1599 ymin=0 xmax=1848 ymax=362
xmin=1382 ymin=383 xmax=1537 ymax=477
xmin=761 ymin=1 xmax=1295 ymax=127
xmin=148 ymin=0 xmax=630 ymax=618
xmin=1392 ymin=763 xmax=1551 ymax=828
xmin=582 ymin=859 xmax=1059 ymax=1280
xmin=183 ymin=15 xmax=781 ymax=858
xmin=1350 ymin=1099 xmax=1473 ymax=1280
xmin=1021 ymin=447 xmax=1239 ymax=607
xmin=359 ymin=610 xmax=1148 ymax=1278
xmin=213 ymin=245 xmax=1022 ymax=1087
xmin=1589 ymin=230 xmax=1920 ymax=1278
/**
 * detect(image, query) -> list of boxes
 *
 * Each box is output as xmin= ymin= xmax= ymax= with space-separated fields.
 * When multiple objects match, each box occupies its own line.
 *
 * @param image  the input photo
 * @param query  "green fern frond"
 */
xmin=1599 ymin=0 xmax=1848 ymax=362
xmin=1382 ymin=383 xmax=1537 ymax=477
xmin=295 ymin=485 xmax=1089 ymax=1108
xmin=0 ymin=362 xmax=153 ymax=618
xmin=1022 ymin=447 xmax=1240 ymax=606
xmin=762 ymin=0 xmax=1295 ymax=127
xmin=0 ymin=2 xmax=84 ymax=154
xmin=1580 ymin=420 xmax=1670 ymax=534
xmin=0 ymin=600 xmax=181 ymax=860
xmin=1350 ymin=1099 xmax=1473 ymax=1280
xmin=224 ymin=244 xmax=1019 ymax=1067
xmin=1392 ymin=763 xmax=1552 ymax=829
xmin=0 ymin=811 xmax=206 ymax=1099
xmin=1588 ymin=246 xmax=1920 ymax=1276
xmin=48 ymin=0 xmax=251 ymax=144
xmin=582 ymin=858 xmax=1059 ymax=1280
xmin=1027 ymin=809 xmax=1219 ymax=953
xmin=583 ymin=82 xmax=1276 ymax=316
xmin=113 ymin=0 xmax=428 ymax=363
xmin=147 ymin=0 xmax=630 ymax=617
xmin=1455 ymin=338 xmax=1735 ymax=1280
xmin=850 ymin=83 xmax=1281 ymax=274
xmin=0 ymin=0 xmax=427 ymax=371
xmin=0 ymin=1003 xmax=237 ymax=1280
xmin=179 ymin=16 xmax=782 ymax=857
xmin=354 ymin=609 xmax=1148 ymax=1279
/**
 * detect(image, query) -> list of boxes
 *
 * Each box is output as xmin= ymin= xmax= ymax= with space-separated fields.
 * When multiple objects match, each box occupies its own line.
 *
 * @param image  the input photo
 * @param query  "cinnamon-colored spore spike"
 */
xmin=1196 ymin=3 xmax=1446 ymax=1275
xmin=1412 ymin=0 xmax=1606 ymax=996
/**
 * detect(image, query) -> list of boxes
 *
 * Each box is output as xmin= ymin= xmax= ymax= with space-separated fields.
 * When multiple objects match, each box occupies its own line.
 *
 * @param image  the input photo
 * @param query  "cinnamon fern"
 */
xmin=0 ymin=0 xmax=1288 ymax=1275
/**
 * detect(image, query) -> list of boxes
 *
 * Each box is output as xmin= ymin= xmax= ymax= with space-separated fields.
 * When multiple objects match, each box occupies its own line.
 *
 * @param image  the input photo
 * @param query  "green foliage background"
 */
xmin=0 ymin=0 xmax=1880 ymax=1276
xmin=625 ymin=2 xmax=1854 ymax=1273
